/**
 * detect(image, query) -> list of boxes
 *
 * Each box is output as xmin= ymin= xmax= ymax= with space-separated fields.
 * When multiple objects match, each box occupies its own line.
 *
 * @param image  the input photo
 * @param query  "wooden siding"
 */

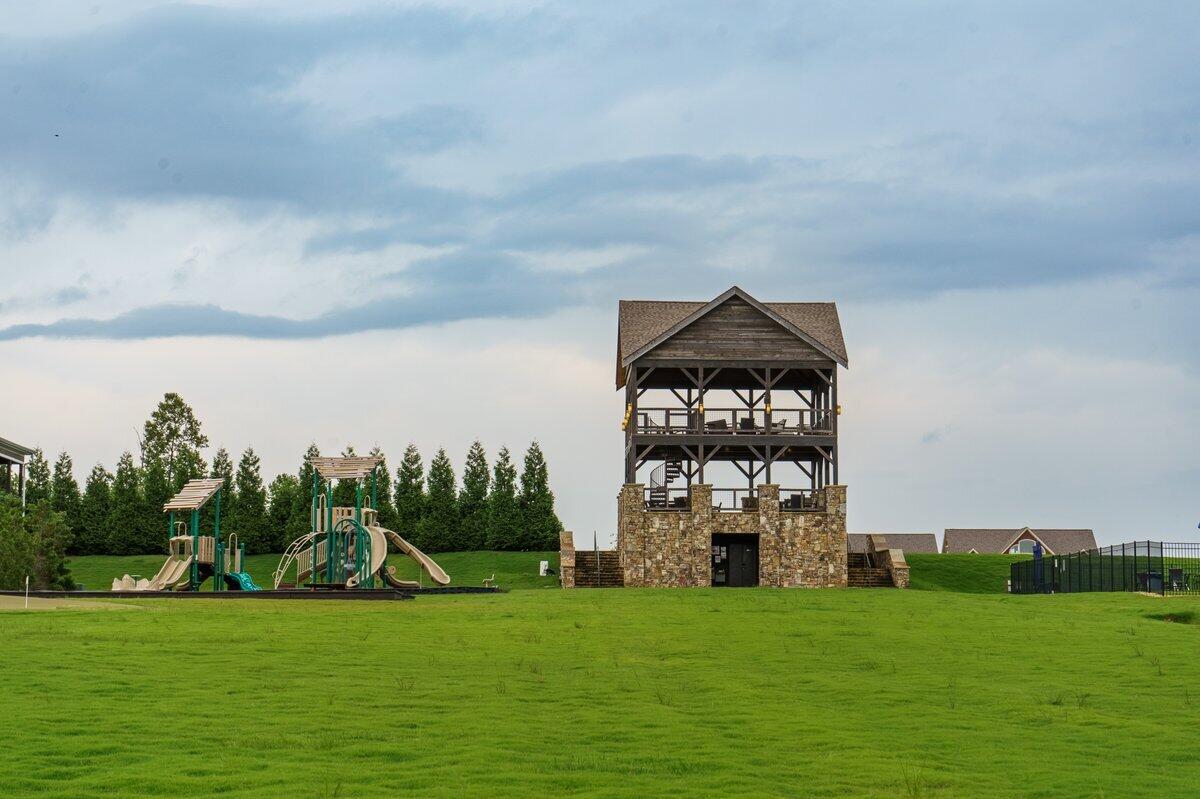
xmin=643 ymin=296 xmax=828 ymax=362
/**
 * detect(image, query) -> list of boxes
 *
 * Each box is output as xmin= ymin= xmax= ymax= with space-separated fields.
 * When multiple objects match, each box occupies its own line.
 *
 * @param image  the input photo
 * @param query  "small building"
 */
xmin=0 ymin=436 xmax=35 ymax=505
xmin=942 ymin=528 xmax=1097 ymax=555
xmin=848 ymin=533 xmax=938 ymax=555
xmin=613 ymin=286 xmax=850 ymax=588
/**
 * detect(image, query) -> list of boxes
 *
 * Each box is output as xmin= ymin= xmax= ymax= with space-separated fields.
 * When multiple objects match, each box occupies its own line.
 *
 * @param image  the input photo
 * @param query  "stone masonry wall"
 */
xmin=617 ymin=484 xmax=848 ymax=588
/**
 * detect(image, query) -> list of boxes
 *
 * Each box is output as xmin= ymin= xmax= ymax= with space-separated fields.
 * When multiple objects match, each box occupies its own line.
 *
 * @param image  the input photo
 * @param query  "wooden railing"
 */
xmin=634 ymin=408 xmax=834 ymax=435
xmin=711 ymin=487 xmax=825 ymax=512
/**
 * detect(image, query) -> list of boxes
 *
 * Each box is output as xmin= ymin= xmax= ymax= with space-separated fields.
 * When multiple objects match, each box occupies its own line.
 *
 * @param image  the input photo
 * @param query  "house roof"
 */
xmin=848 ymin=533 xmax=939 ymax=554
xmin=0 ymin=436 xmax=36 ymax=465
xmin=616 ymin=286 xmax=847 ymax=387
xmin=942 ymin=528 xmax=1097 ymax=555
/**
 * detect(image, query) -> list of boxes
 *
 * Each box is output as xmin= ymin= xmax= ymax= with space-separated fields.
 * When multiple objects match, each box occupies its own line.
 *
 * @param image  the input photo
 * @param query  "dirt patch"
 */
xmin=0 ymin=596 xmax=136 ymax=612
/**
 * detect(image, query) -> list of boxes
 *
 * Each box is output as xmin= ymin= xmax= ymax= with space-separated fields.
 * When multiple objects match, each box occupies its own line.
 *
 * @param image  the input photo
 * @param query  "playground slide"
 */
xmin=223 ymin=571 xmax=262 ymax=591
xmin=112 ymin=555 xmax=192 ymax=591
xmin=375 ymin=527 xmax=451 ymax=586
xmin=347 ymin=527 xmax=389 ymax=588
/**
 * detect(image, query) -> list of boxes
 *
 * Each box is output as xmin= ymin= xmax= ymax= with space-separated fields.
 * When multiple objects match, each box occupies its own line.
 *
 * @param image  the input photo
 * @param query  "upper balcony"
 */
xmin=633 ymin=407 xmax=834 ymax=436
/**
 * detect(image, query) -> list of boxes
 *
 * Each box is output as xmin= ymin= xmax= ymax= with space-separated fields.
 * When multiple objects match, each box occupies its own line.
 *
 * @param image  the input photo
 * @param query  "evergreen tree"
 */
xmin=232 ymin=448 xmax=269 ymax=554
xmin=416 ymin=449 xmax=457 ymax=553
xmin=485 ymin=446 xmax=521 ymax=551
xmin=393 ymin=444 xmax=425 ymax=543
xmin=207 ymin=448 xmax=236 ymax=534
xmin=458 ymin=441 xmax=490 ymax=551
xmin=139 ymin=392 xmax=209 ymax=488
xmin=286 ymin=444 xmax=321 ymax=543
xmin=0 ymin=495 xmax=35 ymax=589
xmin=266 ymin=473 xmax=300 ymax=554
xmin=78 ymin=464 xmax=113 ymax=555
xmin=519 ymin=441 xmax=563 ymax=551
xmin=333 ymin=445 xmax=358 ymax=508
xmin=50 ymin=451 xmax=82 ymax=553
xmin=141 ymin=457 xmax=172 ymax=553
xmin=107 ymin=451 xmax=145 ymax=555
xmin=24 ymin=448 xmax=51 ymax=506
xmin=25 ymin=501 xmax=75 ymax=590
xmin=368 ymin=446 xmax=396 ymax=529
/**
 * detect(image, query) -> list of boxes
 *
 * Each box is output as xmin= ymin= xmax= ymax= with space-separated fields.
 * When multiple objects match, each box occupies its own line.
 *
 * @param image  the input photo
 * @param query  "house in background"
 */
xmin=848 ymin=533 xmax=938 ymax=555
xmin=942 ymin=528 xmax=1097 ymax=555
xmin=0 ymin=435 xmax=35 ymax=506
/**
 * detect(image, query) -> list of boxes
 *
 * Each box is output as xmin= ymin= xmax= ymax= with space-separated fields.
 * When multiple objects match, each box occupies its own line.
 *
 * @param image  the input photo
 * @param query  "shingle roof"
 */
xmin=848 ymin=533 xmax=939 ymax=554
xmin=616 ymin=287 xmax=847 ymax=387
xmin=942 ymin=528 xmax=1097 ymax=555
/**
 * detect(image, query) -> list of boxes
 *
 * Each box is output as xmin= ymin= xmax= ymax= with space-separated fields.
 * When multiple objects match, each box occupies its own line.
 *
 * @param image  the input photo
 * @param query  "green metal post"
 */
xmin=168 ymin=511 xmax=175 ymax=542
xmin=326 ymin=479 xmax=335 ymax=583
xmin=190 ymin=509 xmax=200 ymax=589
xmin=370 ymin=470 xmax=377 ymax=516
xmin=213 ymin=488 xmax=223 ymax=591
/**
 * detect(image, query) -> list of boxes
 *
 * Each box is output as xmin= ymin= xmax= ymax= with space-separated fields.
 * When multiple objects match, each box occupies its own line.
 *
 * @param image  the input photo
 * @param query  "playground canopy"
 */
xmin=309 ymin=456 xmax=384 ymax=480
xmin=163 ymin=478 xmax=225 ymax=511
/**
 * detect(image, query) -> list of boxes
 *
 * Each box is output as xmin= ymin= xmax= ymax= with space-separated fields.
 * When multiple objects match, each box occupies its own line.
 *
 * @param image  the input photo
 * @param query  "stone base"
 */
xmin=617 ymin=484 xmax=848 ymax=588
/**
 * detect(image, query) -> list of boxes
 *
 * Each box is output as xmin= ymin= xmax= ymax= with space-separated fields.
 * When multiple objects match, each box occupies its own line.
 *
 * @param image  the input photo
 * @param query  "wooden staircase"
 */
xmin=847 ymin=552 xmax=894 ymax=588
xmin=574 ymin=551 xmax=624 ymax=588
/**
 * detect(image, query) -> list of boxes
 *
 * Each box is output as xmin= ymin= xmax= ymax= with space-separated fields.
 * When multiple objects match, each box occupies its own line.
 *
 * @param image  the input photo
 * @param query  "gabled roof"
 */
xmin=616 ymin=286 xmax=847 ymax=387
xmin=310 ymin=456 xmax=384 ymax=480
xmin=163 ymin=478 xmax=225 ymax=512
xmin=848 ymin=533 xmax=939 ymax=554
xmin=942 ymin=528 xmax=1097 ymax=555
xmin=0 ymin=436 xmax=35 ymax=465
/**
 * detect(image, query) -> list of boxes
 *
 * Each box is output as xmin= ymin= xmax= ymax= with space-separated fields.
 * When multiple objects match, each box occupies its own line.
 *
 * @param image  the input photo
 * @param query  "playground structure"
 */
xmin=112 ymin=478 xmax=261 ymax=591
xmin=272 ymin=456 xmax=450 ymax=590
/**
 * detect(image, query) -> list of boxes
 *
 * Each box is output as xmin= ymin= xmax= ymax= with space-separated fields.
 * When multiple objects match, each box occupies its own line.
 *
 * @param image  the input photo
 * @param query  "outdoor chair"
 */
xmin=1169 ymin=568 xmax=1186 ymax=591
xmin=706 ymin=419 xmax=729 ymax=431
xmin=738 ymin=417 xmax=756 ymax=432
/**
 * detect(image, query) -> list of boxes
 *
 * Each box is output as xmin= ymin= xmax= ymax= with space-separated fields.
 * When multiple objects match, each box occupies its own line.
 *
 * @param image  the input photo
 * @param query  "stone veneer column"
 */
xmin=617 ymin=484 xmax=646 ymax=587
xmin=559 ymin=531 xmax=575 ymax=588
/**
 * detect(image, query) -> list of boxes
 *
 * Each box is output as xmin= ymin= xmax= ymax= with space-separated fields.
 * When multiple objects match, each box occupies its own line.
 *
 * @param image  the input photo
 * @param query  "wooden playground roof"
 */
xmin=163 ymin=478 xmax=225 ymax=512
xmin=310 ymin=456 xmax=384 ymax=480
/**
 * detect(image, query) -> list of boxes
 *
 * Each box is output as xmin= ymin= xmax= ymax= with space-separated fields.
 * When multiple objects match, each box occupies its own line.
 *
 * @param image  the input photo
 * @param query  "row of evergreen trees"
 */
xmin=3 ymin=393 xmax=563 ymax=557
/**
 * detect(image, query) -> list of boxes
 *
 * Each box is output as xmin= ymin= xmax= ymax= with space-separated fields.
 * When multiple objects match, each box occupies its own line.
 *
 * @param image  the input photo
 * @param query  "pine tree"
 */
xmin=50 ymin=451 xmax=82 ymax=554
xmin=207 ymin=448 xmax=236 ymax=534
xmin=333 ymin=445 xmax=358 ymax=508
xmin=458 ymin=441 xmax=490 ymax=551
xmin=519 ymin=441 xmax=562 ymax=551
xmin=78 ymin=464 xmax=113 ymax=555
xmin=24 ymin=449 xmax=51 ymax=506
xmin=367 ymin=446 xmax=396 ymax=529
xmin=141 ymin=457 xmax=172 ymax=553
xmin=393 ymin=444 xmax=425 ymax=543
xmin=232 ymin=448 xmax=268 ymax=554
xmin=416 ymin=449 xmax=457 ymax=553
xmin=25 ymin=501 xmax=75 ymax=590
xmin=286 ymin=444 xmax=321 ymax=543
xmin=485 ymin=446 xmax=521 ymax=551
xmin=107 ymin=451 xmax=145 ymax=555
xmin=0 ymin=495 xmax=35 ymax=589
xmin=266 ymin=473 xmax=299 ymax=554
xmin=139 ymin=392 xmax=209 ymax=488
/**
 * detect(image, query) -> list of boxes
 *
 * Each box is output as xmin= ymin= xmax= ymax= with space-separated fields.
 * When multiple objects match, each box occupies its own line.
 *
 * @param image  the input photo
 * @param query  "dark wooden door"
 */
xmin=712 ymin=535 xmax=759 ymax=587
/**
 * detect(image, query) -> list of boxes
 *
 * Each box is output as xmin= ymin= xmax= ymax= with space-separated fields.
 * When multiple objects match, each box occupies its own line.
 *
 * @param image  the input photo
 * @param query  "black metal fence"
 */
xmin=1010 ymin=541 xmax=1200 ymax=595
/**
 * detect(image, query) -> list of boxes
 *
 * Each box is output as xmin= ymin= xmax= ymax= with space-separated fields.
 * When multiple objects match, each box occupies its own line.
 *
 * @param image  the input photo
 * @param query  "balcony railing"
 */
xmin=643 ymin=486 xmax=691 ymax=511
xmin=711 ymin=487 xmax=825 ymax=513
xmin=634 ymin=408 xmax=833 ymax=435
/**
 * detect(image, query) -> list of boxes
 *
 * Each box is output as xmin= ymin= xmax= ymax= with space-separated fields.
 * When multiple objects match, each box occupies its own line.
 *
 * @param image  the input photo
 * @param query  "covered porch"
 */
xmin=0 ymin=436 xmax=36 ymax=505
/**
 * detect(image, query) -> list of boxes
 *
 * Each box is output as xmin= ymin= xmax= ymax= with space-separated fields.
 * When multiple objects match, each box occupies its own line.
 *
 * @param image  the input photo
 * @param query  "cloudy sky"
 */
xmin=1 ymin=1 xmax=1197 ymax=546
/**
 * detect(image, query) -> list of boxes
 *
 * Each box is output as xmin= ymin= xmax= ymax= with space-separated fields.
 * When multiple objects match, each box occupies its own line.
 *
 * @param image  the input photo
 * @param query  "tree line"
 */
xmin=0 ymin=393 xmax=564 ymax=563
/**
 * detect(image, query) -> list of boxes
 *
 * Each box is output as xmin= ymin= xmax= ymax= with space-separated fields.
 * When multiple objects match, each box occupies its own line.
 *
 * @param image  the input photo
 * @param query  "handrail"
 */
xmin=274 ymin=532 xmax=318 ymax=589
xmin=633 ymin=407 xmax=834 ymax=435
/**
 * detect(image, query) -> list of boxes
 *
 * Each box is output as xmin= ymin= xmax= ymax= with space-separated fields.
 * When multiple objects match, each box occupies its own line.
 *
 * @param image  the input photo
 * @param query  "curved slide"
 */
xmin=112 ymin=555 xmax=193 ymax=591
xmin=375 ymin=527 xmax=451 ymax=586
xmin=347 ymin=527 xmax=389 ymax=588
xmin=223 ymin=572 xmax=262 ymax=591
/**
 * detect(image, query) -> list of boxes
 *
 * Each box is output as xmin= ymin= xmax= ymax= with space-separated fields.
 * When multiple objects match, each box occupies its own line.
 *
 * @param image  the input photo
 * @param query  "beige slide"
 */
xmin=347 ymin=527 xmax=390 ymax=588
xmin=112 ymin=555 xmax=192 ymax=591
xmin=375 ymin=527 xmax=451 ymax=586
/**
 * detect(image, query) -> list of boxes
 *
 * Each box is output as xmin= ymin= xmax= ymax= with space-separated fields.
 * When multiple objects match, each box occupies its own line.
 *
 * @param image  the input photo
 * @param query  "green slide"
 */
xmin=223 ymin=572 xmax=263 ymax=591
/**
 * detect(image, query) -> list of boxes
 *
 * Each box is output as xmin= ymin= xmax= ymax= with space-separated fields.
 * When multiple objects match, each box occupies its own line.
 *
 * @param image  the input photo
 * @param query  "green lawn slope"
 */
xmin=907 ymin=553 xmax=1028 ymax=593
xmin=2 ymin=589 xmax=1198 ymax=797
xmin=68 ymin=550 xmax=560 ymax=592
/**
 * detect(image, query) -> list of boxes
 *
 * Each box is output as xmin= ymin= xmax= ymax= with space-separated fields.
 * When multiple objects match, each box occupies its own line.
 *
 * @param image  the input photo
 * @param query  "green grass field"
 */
xmin=6 ymin=554 xmax=1198 ymax=797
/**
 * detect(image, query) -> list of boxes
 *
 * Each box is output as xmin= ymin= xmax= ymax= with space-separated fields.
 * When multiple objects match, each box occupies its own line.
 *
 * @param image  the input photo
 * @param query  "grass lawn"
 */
xmin=4 ymin=585 xmax=1200 ymax=797
xmin=906 ymin=553 xmax=1027 ymax=593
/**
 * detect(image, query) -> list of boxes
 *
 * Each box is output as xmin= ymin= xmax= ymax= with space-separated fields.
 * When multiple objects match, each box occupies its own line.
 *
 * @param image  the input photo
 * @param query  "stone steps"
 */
xmin=847 ymin=566 xmax=894 ymax=588
xmin=574 ymin=551 xmax=624 ymax=588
